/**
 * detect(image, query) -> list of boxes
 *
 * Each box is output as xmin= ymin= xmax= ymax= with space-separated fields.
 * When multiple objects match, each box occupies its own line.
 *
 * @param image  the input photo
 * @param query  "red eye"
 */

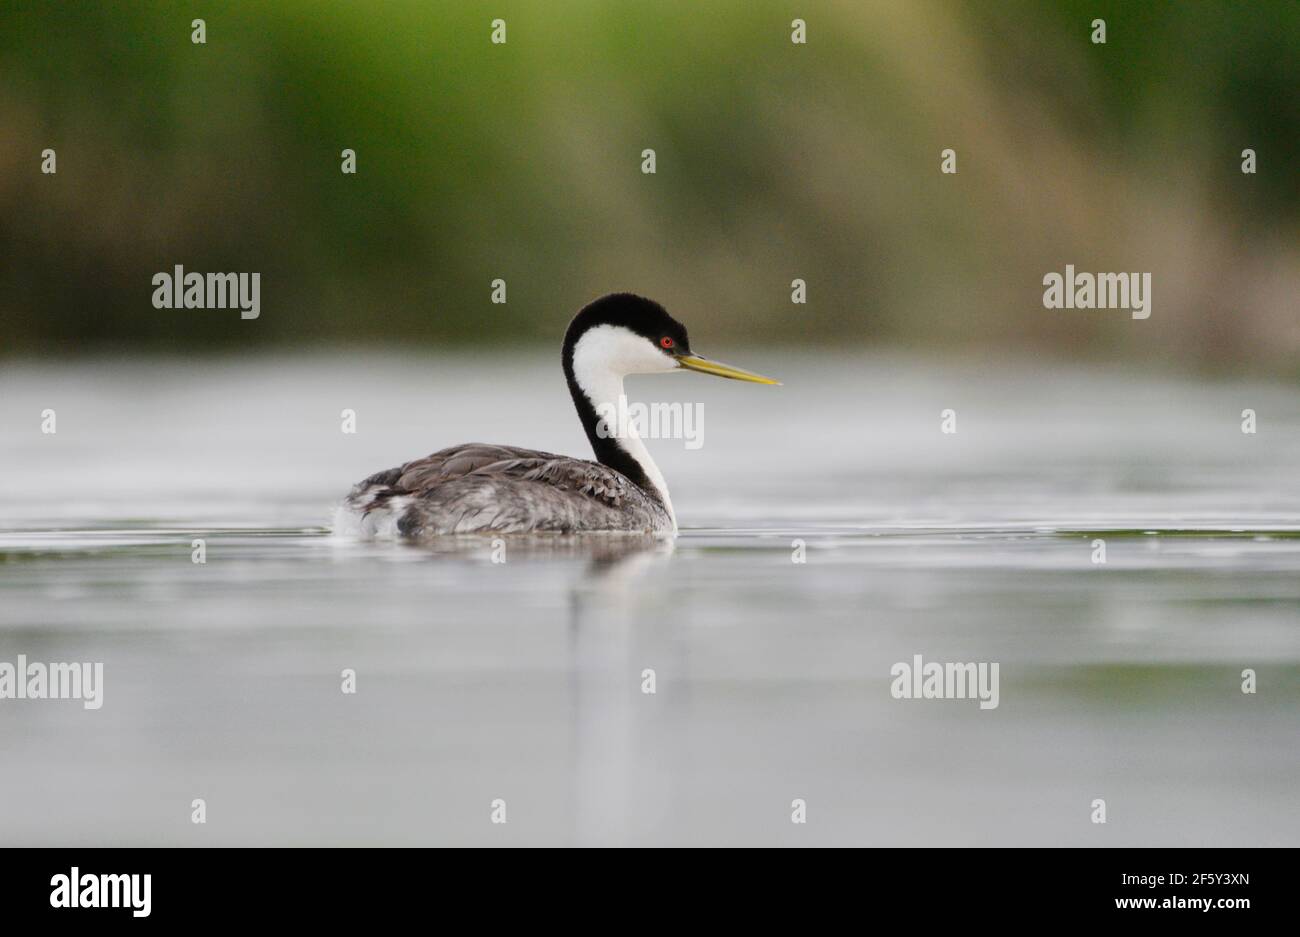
xmin=660 ymin=336 xmax=675 ymax=349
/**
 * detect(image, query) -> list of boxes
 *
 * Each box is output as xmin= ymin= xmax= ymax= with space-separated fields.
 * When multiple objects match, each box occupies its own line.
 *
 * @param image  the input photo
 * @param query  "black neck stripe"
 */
xmin=562 ymin=336 xmax=659 ymax=502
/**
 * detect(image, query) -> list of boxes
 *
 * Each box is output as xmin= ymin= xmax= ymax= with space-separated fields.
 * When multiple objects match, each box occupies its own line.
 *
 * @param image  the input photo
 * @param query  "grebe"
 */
xmin=338 ymin=293 xmax=778 ymax=538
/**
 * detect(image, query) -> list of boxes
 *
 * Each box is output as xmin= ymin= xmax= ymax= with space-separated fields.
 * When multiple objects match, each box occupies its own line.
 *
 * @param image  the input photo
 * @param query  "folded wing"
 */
xmin=342 ymin=443 xmax=669 ymax=536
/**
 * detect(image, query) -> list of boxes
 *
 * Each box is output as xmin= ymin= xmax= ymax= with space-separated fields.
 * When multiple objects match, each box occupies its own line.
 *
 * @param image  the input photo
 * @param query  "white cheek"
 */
xmin=626 ymin=339 xmax=676 ymax=374
xmin=574 ymin=325 xmax=676 ymax=378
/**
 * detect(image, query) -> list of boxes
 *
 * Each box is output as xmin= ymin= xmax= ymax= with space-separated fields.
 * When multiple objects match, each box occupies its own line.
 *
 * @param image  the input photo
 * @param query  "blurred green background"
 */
xmin=1 ymin=0 xmax=1296 ymax=370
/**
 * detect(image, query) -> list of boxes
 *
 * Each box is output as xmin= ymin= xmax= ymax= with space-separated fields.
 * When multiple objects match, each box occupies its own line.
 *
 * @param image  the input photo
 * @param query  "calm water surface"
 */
xmin=2 ymin=352 xmax=1297 ymax=845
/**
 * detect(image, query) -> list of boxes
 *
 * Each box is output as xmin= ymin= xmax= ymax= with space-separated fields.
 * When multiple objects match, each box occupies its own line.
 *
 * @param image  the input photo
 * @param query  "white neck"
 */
xmin=571 ymin=326 xmax=678 ymax=531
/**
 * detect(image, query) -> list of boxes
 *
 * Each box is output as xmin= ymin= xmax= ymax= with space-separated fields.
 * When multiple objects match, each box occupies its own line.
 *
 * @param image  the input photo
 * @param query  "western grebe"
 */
xmin=338 ymin=293 xmax=778 ymax=538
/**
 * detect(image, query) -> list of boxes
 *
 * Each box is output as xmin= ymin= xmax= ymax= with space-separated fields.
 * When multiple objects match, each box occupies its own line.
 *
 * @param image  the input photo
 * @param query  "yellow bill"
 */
xmin=674 ymin=353 xmax=780 ymax=385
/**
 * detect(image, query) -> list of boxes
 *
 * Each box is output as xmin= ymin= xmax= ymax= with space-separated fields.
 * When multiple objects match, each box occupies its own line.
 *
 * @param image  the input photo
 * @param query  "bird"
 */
xmin=336 ymin=293 xmax=778 ymax=539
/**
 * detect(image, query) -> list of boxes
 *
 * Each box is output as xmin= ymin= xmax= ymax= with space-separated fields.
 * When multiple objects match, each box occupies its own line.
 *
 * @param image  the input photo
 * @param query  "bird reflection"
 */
xmin=398 ymin=531 xmax=669 ymax=567
xmin=393 ymin=531 xmax=678 ymax=844
xmin=562 ymin=536 xmax=679 ymax=845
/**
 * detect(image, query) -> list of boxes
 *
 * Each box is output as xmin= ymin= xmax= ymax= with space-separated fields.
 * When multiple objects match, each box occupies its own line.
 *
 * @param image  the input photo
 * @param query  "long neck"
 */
xmin=563 ymin=347 xmax=676 ymax=529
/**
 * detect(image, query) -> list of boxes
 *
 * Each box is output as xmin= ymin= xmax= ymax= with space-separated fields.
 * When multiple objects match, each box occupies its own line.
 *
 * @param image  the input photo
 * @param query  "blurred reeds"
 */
xmin=1 ymin=0 xmax=1296 ymax=372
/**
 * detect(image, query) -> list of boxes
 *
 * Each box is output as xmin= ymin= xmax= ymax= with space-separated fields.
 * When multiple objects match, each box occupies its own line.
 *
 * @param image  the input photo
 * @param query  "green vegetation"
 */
xmin=1 ymin=1 xmax=1296 ymax=370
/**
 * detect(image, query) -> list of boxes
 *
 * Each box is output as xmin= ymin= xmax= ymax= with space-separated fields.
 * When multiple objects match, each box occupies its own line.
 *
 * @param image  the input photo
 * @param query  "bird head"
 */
xmin=563 ymin=293 xmax=780 ymax=384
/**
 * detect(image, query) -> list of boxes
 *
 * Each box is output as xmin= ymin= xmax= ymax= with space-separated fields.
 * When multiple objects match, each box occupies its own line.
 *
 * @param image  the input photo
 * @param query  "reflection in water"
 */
xmin=394 ymin=531 xmax=672 ymax=566
xmin=363 ymin=531 xmax=675 ymax=844
xmin=565 ymin=539 xmax=673 ymax=845
xmin=1 ymin=354 xmax=1297 ymax=845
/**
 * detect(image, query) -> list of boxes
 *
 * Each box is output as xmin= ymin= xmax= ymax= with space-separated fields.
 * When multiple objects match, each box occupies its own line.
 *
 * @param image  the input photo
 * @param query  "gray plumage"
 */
xmin=343 ymin=443 xmax=673 ymax=537
xmin=337 ymin=293 xmax=777 ymax=539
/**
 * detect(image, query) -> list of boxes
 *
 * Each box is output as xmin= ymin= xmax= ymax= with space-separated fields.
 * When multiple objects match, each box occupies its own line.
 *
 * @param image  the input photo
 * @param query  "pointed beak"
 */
xmin=673 ymin=353 xmax=780 ymax=385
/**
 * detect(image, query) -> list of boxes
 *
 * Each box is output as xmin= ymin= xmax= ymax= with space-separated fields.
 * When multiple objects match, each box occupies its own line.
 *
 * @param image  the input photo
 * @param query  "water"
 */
xmin=2 ymin=352 xmax=1297 ymax=846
